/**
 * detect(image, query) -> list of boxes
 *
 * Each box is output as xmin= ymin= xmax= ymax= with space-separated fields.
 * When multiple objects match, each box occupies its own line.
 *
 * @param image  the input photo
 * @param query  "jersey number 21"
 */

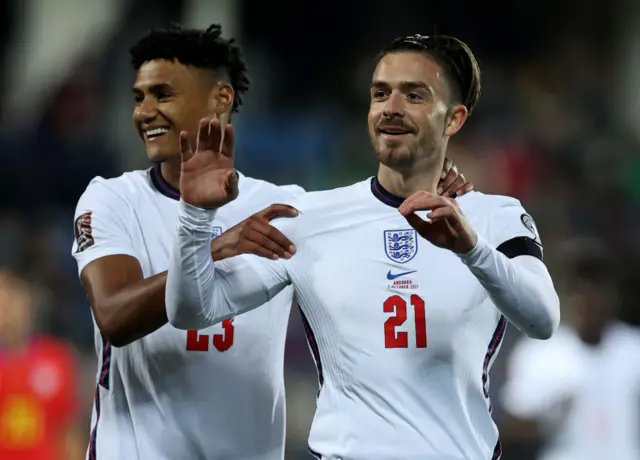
xmin=384 ymin=294 xmax=427 ymax=348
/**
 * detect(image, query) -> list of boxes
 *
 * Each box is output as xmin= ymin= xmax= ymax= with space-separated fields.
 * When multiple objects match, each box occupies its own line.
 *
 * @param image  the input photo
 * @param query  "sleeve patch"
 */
xmin=74 ymin=212 xmax=94 ymax=253
xmin=520 ymin=213 xmax=540 ymax=243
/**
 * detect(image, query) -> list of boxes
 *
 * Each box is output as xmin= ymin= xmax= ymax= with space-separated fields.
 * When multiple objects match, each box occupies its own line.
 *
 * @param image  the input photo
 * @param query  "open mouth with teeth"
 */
xmin=145 ymin=127 xmax=170 ymax=140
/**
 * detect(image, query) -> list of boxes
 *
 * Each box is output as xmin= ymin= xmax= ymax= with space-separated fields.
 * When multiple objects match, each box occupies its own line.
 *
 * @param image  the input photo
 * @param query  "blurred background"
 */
xmin=1 ymin=0 xmax=639 ymax=459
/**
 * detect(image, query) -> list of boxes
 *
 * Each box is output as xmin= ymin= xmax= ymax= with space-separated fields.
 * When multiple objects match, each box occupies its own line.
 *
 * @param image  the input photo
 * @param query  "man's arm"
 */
xmin=166 ymin=200 xmax=293 ymax=330
xmin=72 ymin=181 xmax=163 ymax=347
xmin=74 ymin=180 xmax=296 ymax=347
xmin=399 ymin=193 xmax=559 ymax=340
xmin=458 ymin=201 xmax=559 ymax=340
xmin=80 ymin=257 xmax=168 ymax=347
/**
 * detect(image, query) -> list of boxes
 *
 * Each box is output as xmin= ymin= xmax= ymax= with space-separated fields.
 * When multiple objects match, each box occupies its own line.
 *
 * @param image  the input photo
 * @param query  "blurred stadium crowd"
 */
xmin=0 ymin=0 xmax=639 ymax=459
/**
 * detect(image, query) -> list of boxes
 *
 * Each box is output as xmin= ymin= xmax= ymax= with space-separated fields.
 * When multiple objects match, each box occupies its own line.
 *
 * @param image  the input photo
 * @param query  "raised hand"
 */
xmin=398 ymin=192 xmax=477 ymax=254
xmin=210 ymin=204 xmax=299 ymax=261
xmin=179 ymin=117 xmax=238 ymax=209
xmin=437 ymin=157 xmax=474 ymax=198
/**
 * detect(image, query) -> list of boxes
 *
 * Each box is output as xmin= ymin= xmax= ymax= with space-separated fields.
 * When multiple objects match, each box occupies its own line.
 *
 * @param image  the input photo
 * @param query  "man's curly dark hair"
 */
xmin=129 ymin=23 xmax=250 ymax=113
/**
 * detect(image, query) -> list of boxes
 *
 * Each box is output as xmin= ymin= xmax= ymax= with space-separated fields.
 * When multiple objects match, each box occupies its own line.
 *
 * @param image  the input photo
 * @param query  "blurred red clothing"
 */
xmin=0 ymin=336 xmax=78 ymax=460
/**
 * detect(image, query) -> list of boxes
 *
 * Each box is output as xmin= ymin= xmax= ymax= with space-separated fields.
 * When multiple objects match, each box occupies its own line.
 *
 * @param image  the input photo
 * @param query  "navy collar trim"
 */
xmin=370 ymin=176 xmax=405 ymax=208
xmin=150 ymin=164 xmax=242 ymax=201
xmin=150 ymin=164 xmax=180 ymax=201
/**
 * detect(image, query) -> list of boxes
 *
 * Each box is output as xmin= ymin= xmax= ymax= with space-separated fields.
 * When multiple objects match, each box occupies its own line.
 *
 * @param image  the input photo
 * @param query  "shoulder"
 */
xmin=227 ymin=175 xmax=302 ymax=215
xmin=458 ymin=191 xmax=541 ymax=247
xmin=290 ymin=180 xmax=369 ymax=213
xmin=457 ymin=191 xmax=524 ymax=216
xmin=77 ymin=170 xmax=150 ymax=210
xmin=277 ymin=183 xmax=306 ymax=197
xmin=267 ymin=180 xmax=370 ymax=240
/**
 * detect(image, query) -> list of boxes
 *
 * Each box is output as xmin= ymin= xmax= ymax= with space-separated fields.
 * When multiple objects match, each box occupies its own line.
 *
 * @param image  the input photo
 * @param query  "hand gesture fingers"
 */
xmin=256 ymin=204 xmax=300 ymax=222
xmin=398 ymin=191 xmax=453 ymax=216
xmin=223 ymin=169 xmax=239 ymax=201
xmin=179 ymin=131 xmax=193 ymax=162
xmin=440 ymin=157 xmax=453 ymax=182
xmin=437 ymin=163 xmax=459 ymax=196
xmin=452 ymin=175 xmax=475 ymax=197
xmin=403 ymin=210 xmax=456 ymax=239
xmin=425 ymin=204 xmax=458 ymax=221
xmin=246 ymin=223 xmax=297 ymax=259
xmin=211 ymin=206 xmax=299 ymax=262
xmin=196 ymin=118 xmax=211 ymax=152
xmin=221 ymin=123 xmax=235 ymax=158
xmin=398 ymin=190 xmax=476 ymax=254
xmin=179 ymin=116 xmax=237 ymax=209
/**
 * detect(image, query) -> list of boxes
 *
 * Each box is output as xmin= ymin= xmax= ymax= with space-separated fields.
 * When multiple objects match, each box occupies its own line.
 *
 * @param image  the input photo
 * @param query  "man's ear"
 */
xmin=211 ymin=82 xmax=234 ymax=118
xmin=209 ymin=82 xmax=234 ymax=152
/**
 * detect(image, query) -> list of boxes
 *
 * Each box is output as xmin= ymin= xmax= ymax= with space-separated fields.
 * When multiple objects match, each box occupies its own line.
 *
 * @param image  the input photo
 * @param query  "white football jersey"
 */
xmin=501 ymin=322 xmax=640 ymax=460
xmin=204 ymin=177 xmax=543 ymax=460
xmin=72 ymin=165 xmax=303 ymax=460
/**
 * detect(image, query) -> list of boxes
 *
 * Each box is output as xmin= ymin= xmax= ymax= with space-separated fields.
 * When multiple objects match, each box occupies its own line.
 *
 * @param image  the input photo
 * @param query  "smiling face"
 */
xmin=368 ymin=51 xmax=467 ymax=172
xmin=132 ymin=59 xmax=217 ymax=163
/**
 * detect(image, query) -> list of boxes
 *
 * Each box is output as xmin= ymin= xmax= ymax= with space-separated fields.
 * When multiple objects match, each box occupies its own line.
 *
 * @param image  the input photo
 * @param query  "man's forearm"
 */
xmin=94 ymin=272 xmax=169 ymax=347
xmin=458 ymin=236 xmax=560 ymax=339
xmin=167 ymin=201 xmax=226 ymax=330
xmin=94 ymin=237 xmax=228 ymax=347
xmin=167 ymin=200 xmax=286 ymax=330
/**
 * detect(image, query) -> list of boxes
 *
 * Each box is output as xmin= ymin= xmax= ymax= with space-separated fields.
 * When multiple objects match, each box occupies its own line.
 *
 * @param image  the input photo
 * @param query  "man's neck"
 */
xmin=160 ymin=159 xmax=182 ymax=190
xmin=376 ymin=161 xmax=442 ymax=198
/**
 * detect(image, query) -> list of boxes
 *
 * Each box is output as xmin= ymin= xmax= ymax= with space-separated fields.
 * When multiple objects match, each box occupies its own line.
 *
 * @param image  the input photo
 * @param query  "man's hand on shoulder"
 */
xmin=211 ymin=204 xmax=298 ymax=261
xmin=437 ymin=157 xmax=474 ymax=198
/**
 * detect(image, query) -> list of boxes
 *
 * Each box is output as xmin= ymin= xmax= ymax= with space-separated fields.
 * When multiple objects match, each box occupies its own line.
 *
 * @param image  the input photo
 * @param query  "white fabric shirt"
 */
xmin=501 ymin=322 xmax=640 ymax=460
xmin=72 ymin=166 xmax=304 ymax=460
xmin=167 ymin=177 xmax=559 ymax=460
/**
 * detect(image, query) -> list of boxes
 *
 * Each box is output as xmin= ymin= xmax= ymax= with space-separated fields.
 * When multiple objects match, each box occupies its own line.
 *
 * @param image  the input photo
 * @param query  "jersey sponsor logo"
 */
xmin=386 ymin=269 xmax=416 ymax=280
xmin=384 ymin=229 xmax=418 ymax=263
xmin=211 ymin=227 xmax=223 ymax=238
xmin=520 ymin=213 xmax=541 ymax=243
xmin=74 ymin=212 xmax=94 ymax=253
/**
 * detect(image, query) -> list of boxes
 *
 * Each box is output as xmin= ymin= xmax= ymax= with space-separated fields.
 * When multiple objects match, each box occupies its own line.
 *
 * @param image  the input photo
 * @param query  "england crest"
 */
xmin=211 ymin=227 xmax=223 ymax=238
xmin=384 ymin=229 xmax=418 ymax=263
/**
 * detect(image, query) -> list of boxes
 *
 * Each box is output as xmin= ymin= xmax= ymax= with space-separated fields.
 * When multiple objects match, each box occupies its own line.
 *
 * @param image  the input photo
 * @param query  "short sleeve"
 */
xmin=71 ymin=179 xmax=138 ymax=275
xmin=488 ymin=198 xmax=542 ymax=247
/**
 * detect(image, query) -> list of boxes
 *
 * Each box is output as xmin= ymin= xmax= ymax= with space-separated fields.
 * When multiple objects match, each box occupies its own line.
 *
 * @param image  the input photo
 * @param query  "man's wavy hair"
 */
xmin=378 ymin=34 xmax=481 ymax=115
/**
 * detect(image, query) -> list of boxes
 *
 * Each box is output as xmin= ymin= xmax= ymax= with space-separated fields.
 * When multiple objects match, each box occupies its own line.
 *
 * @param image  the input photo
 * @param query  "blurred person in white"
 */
xmin=500 ymin=238 xmax=640 ymax=460
xmin=0 ymin=271 xmax=84 ymax=460
xmin=166 ymin=34 xmax=560 ymax=460
xmin=71 ymin=24 xmax=472 ymax=460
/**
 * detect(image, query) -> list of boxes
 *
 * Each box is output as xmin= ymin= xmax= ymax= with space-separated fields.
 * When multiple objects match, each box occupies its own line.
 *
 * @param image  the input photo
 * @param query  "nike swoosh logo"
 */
xmin=387 ymin=270 xmax=417 ymax=280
